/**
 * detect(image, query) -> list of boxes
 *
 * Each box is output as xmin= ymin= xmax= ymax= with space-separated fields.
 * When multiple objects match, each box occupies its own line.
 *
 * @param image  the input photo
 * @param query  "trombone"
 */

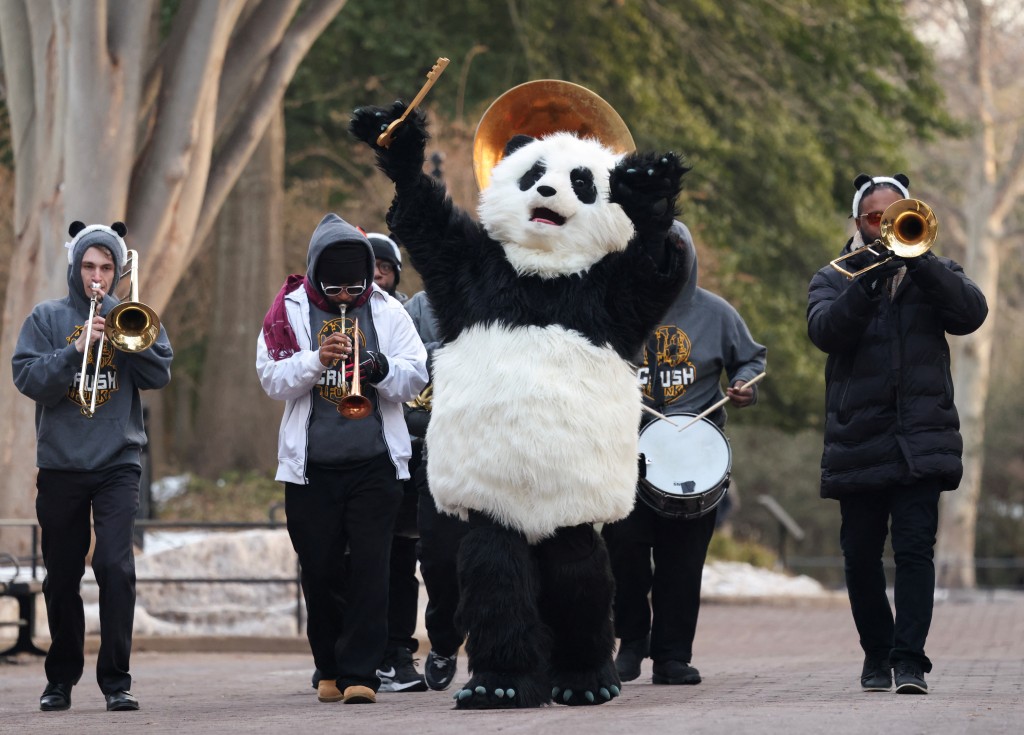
xmin=336 ymin=304 xmax=372 ymax=420
xmin=830 ymin=198 xmax=938 ymax=279
xmin=77 ymin=249 xmax=161 ymax=417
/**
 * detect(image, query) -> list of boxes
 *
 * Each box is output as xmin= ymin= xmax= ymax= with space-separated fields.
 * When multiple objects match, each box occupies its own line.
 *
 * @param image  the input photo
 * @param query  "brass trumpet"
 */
xmin=78 ymin=249 xmax=161 ymax=417
xmin=337 ymin=306 xmax=372 ymax=420
xmin=830 ymin=198 xmax=938 ymax=279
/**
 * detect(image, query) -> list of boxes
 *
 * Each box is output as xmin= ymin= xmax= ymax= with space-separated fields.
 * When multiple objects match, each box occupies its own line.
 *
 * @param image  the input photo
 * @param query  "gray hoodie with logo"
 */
xmin=12 ymin=225 xmax=173 ymax=471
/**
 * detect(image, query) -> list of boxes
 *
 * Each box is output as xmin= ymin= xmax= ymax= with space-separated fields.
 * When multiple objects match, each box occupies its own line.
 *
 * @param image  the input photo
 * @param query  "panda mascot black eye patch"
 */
xmin=570 ymin=167 xmax=597 ymax=204
xmin=519 ymin=161 xmax=546 ymax=191
xmin=350 ymin=94 xmax=690 ymax=710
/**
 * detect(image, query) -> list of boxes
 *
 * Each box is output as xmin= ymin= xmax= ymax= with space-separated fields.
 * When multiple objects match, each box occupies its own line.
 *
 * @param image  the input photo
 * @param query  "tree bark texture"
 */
xmin=190 ymin=111 xmax=285 ymax=478
xmin=936 ymin=0 xmax=1022 ymax=589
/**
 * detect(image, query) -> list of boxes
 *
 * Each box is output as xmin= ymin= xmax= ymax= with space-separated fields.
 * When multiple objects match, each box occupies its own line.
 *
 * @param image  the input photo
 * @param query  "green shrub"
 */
xmin=156 ymin=471 xmax=284 ymax=522
xmin=707 ymin=533 xmax=777 ymax=569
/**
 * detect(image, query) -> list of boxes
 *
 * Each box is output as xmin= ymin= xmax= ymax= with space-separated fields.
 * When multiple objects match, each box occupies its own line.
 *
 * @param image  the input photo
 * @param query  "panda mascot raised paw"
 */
xmin=350 ymin=90 xmax=691 ymax=709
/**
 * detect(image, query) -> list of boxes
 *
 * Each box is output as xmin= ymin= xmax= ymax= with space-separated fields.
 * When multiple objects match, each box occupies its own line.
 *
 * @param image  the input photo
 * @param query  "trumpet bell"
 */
xmin=338 ymin=395 xmax=373 ymax=420
xmin=472 ymin=79 xmax=635 ymax=191
xmin=106 ymin=301 xmax=160 ymax=352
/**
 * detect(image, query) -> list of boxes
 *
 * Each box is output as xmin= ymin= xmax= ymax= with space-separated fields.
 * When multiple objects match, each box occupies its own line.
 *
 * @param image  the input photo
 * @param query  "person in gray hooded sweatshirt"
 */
xmin=12 ymin=221 xmax=173 ymax=713
xmin=602 ymin=220 xmax=766 ymax=687
xmin=256 ymin=214 xmax=427 ymax=705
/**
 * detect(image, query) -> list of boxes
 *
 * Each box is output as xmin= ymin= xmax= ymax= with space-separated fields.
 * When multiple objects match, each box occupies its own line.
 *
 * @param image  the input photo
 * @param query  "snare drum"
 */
xmin=637 ymin=412 xmax=732 ymax=520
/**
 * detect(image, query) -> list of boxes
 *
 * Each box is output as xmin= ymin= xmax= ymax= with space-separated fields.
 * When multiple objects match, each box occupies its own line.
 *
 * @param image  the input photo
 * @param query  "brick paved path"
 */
xmin=2 ymin=592 xmax=1022 ymax=735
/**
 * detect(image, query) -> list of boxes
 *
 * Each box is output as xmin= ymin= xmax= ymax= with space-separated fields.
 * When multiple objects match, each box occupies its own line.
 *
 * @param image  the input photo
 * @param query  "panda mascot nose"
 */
xmin=537 ymin=185 xmax=556 ymax=197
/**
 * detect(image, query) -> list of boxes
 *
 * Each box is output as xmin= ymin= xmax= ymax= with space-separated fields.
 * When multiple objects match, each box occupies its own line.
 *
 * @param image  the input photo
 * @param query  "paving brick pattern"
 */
xmin=2 ymin=592 xmax=1022 ymax=734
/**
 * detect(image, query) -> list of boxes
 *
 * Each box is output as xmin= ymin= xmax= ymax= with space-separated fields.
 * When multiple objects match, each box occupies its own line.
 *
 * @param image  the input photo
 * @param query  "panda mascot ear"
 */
xmin=893 ymin=173 xmax=910 ymax=189
xmin=852 ymin=173 xmax=872 ymax=191
xmin=503 ymin=135 xmax=536 ymax=158
xmin=110 ymin=221 xmax=127 ymax=237
xmin=68 ymin=221 xmax=86 ymax=238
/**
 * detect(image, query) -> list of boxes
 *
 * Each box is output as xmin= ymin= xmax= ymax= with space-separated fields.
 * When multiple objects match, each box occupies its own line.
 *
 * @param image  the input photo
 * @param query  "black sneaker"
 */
xmin=424 ymin=649 xmax=458 ymax=691
xmin=652 ymin=660 xmax=701 ymax=685
xmin=860 ymin=657 xmax=892 ymax=692
xmin=894 ymin=660 xmax=928 ymax=694
xmin=615 ymin=637 xmax=650 ymax=682
xmin=377 ymin=646 xmax=427 ymax=693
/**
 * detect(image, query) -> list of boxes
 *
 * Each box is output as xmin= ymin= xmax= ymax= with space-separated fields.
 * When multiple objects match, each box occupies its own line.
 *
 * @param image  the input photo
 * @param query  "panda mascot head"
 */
xmin=477 ymin=133 xmax=635 ymax=279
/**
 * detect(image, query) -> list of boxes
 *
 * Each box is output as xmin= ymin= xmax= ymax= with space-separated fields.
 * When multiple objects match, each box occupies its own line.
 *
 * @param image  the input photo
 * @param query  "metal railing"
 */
xmin=0 ymin=516 xmax=304 ymax=636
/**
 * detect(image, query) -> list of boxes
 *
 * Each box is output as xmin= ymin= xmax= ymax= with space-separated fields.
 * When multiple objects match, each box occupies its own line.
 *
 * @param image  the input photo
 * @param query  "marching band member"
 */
xmin=256 ymin=214 xmax=427 ymax=705
xmin=13 ymin=221 xmax=173 ymax=713
xmin=603 ymin=220 xmax=765 ymax=686
xmin=807 ymin=173 xmax=987 ymax=694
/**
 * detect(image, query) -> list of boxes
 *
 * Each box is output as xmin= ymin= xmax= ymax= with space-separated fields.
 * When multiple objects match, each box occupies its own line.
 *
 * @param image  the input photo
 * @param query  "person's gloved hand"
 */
xmin=903 ymin=249 xmax=938 ymax=273
xmin=856 ymin=256 xmax=905 ymax=297
xmin=345 ymin=350 xmax=389 ymax=384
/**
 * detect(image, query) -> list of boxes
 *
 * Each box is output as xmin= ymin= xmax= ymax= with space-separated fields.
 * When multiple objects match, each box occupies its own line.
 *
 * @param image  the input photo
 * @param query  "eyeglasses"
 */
xmin=375 ymin=260 xmax=395 ymax=275
xmin=857 ymin=211 xmax=884 ymax=227
xmin=320 ymin=281 xmax=366 ymax=296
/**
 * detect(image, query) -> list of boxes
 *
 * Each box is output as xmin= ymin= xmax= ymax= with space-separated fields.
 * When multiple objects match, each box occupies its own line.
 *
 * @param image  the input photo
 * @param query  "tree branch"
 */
xmin=216 ymin=0 xmax=301 ymax=138
xmin=128 ymin=0 xmax=246 ymax=263
xmin=191 ymin=0 xmax=346 ymax=253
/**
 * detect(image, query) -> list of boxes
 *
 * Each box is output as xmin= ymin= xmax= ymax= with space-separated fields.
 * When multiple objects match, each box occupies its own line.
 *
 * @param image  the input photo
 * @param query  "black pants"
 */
xmin=286 ymin=457 xmax=402 ymax=691
xmin=36 ymin=465 xmax=140 ymax=694
xmin=602 ymin=499 xmax=717 ymax=664
xmin=839 ymin=482 xmax=941 ymax=672
xmin=387 ymin=533 xmax=420 ymax=653
xmin=415 ymin=455 xmax=469 ymax=657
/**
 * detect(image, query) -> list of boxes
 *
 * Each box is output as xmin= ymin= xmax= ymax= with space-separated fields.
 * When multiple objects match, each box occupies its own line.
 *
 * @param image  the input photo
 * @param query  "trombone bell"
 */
xmin=829 ymin=198 xmax=938 ymax=279
xmin=106 ymin=301 xmax=160 ymax=352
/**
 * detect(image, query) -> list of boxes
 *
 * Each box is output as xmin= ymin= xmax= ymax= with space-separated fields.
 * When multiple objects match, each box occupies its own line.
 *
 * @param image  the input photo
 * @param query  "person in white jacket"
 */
xmin=256 ymin=214 xmax=427 ymax=705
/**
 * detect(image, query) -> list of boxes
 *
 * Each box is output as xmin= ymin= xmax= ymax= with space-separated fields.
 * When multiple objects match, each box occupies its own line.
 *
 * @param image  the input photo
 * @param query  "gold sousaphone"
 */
xmin=472 ymin=80 xmax=636 ymax=191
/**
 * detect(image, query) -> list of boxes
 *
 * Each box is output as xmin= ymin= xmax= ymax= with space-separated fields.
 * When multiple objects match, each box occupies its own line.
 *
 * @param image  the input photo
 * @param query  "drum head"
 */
xmin=637 ymin=412 xmax=732 ymax=520
xmin=640 ymin=413 xmax=730 ymax=496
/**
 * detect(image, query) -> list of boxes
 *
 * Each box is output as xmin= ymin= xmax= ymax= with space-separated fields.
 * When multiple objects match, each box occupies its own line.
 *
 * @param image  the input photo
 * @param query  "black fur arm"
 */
xmin=608 ymin=151 xmax=689 ymax=270
xmin=349 ymin=102 xmax=429 ymax=187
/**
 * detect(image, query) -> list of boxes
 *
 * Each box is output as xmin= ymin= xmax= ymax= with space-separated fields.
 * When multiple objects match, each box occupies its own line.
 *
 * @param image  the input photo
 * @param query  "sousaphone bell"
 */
xmin=472 ymin=80 xmax=636 ymax=191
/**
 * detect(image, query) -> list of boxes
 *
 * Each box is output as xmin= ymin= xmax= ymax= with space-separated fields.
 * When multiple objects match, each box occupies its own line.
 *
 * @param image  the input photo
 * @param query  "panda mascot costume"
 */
xmin=350 ymin=81 xmax=691 ymax=709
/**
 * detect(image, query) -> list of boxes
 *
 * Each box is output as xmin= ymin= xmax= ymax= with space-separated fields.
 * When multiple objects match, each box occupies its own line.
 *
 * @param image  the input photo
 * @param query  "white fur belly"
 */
xmin=426 ymin=323 xmax=640 ymax=542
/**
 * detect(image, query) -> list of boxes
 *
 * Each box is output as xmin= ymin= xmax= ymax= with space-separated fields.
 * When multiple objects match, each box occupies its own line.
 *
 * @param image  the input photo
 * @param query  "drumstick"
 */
xmin=641 ymin=404 xmax=682 ymax=428
xmin=676 ymin=371 xmax=767 ymax=432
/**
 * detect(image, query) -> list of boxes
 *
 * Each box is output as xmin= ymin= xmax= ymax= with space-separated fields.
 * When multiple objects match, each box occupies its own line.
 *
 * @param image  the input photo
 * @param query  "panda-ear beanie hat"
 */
xmin=850 ymin=173 xmax=910 ymax=218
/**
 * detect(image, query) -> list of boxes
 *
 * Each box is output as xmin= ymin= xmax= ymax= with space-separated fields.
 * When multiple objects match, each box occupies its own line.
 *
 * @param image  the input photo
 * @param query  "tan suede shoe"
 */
xmin=317 ymin=679 xmax=343 ymax=702
xmin=342 ymin=685 xmax=376 ymax=704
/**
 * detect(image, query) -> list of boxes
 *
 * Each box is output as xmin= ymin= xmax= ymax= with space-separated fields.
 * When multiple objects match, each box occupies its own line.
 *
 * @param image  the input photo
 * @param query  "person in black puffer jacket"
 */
xmin=807 ymin=173 xmax=987 ymax=696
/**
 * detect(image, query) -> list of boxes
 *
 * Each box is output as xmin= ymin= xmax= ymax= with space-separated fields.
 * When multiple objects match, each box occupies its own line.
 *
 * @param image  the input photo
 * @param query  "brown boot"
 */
xmin=342 ymin=685 xmax=376 ymax=704
xmin=317 ymin=679 xmax=343 ymax=702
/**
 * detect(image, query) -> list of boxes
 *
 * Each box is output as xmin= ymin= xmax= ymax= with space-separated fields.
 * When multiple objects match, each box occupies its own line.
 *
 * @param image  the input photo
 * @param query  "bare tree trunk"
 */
xmin=190 ymin=111 xmax=286 ymax=478
xmin=935 ymin=0 xmax=1010 ymax=589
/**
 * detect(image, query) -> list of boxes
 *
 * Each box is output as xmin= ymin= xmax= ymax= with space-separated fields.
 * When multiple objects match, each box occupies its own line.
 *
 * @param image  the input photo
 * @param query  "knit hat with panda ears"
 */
xmin=64 ymin=221 xmax=129 ymax=302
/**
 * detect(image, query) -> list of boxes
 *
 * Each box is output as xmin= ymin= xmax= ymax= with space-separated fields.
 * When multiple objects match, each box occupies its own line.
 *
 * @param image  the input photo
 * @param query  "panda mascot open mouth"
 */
xmin=350 ymin=80 xmax=690 ymax=710
xmin=529 ymin=207 xmax=564 ymax=226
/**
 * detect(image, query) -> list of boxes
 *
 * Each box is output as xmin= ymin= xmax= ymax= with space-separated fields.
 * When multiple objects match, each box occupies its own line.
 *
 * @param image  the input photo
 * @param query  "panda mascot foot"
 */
xmin=550 ymin=658 xmax=622 ymax=706
xmin=452 ymin=671 xmax=551 ymax=710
